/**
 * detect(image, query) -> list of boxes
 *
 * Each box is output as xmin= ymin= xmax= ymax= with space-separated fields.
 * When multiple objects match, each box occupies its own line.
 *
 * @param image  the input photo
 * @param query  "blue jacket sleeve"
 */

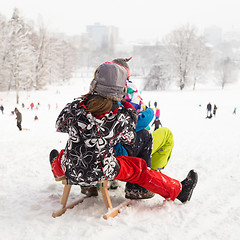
xmin=114 ymin=143 xmax=129 ymax=157
xmin=136 ymin=108 xmax=154 ymax=132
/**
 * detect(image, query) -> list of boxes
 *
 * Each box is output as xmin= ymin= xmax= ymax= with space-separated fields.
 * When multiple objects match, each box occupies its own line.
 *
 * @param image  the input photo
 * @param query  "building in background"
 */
xmin=86 ymin=23 xmax=119 ymax=51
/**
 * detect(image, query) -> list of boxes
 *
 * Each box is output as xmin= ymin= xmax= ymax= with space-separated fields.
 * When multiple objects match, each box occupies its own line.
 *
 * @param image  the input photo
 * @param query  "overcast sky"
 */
xmin=0 ymin=0 xmax=240 ymax=43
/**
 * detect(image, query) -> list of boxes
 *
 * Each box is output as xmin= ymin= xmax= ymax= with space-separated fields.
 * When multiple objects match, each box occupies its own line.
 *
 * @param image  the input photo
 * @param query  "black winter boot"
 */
xmin=49 ymin=149 xmax=59 ymax=178
xmin=125 ymin=189 xmax=155 ymax=199
xmin=49 ymin=149 xmax=59 ymax=165
xmin=110 ymin=180 xmax=119 ymax=190
xmin=81 ymin=186 xmax=98 ymax=197
xmin=125 ymin=183 xmax=155 ymax=199
xmin=177 ymin=170 xmax=198 ymax=203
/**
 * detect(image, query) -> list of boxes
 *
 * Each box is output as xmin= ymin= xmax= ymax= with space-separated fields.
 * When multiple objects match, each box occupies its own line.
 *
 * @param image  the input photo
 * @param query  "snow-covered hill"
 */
xmin=1 ymin=77 xmax=240 ymax=240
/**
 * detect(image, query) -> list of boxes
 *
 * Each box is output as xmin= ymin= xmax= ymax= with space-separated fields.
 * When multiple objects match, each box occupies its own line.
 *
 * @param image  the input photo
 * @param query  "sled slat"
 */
xmin=52 ymin=196 xmax=88 ymax=218
xmin=52 ymin=178 xmax=131 ymax=219
xmin=99 ymin=180 xmax=113 ymax=210
xmin=61 ymin=185 xmax=71 ymax=206
xmin=103 ymin=200 xmax=132 ymax=220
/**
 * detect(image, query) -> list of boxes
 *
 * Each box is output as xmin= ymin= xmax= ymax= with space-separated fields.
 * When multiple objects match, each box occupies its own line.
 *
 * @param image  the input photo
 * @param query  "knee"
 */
xmin=138 ymin=129 xmax=153 ymax=144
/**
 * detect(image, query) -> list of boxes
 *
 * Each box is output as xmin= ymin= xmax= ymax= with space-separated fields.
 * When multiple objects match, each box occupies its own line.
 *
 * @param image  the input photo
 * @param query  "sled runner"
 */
xmin=52 ymin=177 xmax=132 ymax=220
xmin=22 ymin=128 xmax=30 ymax=131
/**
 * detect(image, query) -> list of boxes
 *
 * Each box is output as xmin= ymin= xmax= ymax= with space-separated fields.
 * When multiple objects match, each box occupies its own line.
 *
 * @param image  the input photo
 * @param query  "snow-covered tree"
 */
xmin=45 ymin=38 xmax=76 ymax=84
xmin=77 ymin=34 xmax=93 ymax=69
xmin=29 ymin=24 xmax=53 ymax=89
xmin=5 ymin=8 xmax=36 ymax=103
xmin=190 ymin=38 xmax=212 ymax=90
xmin=0 ymin=9 xmax=77 ymax=97
xmin=215 ymin=57 xmax=238 ymax=89
xmin=0 ymin=14 xmax=9 ymax=90
xmin=57 ymin=40 xmax=76 ymax=82
xmin=132 ymin=45 xmax=162 ymax=76
xmin=163 ymin=25 xmax=210 ymax=90
xmin=144 ymin=63 xmax=171 ymax=90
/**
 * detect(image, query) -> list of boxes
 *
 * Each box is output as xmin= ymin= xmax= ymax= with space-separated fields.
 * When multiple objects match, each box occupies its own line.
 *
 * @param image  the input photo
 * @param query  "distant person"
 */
xmin=152 ymin=108 xmax=162 ymax=130
xmin=36 ymin=102 xmax=40 ymax=110
xmin=14 ymin=108 xmax=22 ymax=131
xmin=233 ymin=107 xmax=237 ymax=114
xmin=206 ymin=102 xmax=212 ymax=118
xmin=30 ymin=102 xmax=34 ymax=110
xmin=148 ymin=101 xmax=151 ymax=108
xmin=155 ymin=108 xmax=160 ymax=119
xmin=34 ymin=115 xmax=39 ymax=121
xmin=213 ymin=104 xmax=218 ymax=117
xmin=152 ymin=118 xmax=162 ymax=131
xmin=154 ymin=101 xmax=157 ymax=108
xmin=0 ymin=105 xmax=4 ymax=114
xmin=22 ymin=103 xmax=25 ymax=108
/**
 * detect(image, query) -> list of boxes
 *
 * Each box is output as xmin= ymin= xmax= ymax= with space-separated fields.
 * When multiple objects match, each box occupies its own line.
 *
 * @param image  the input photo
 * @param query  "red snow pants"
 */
xmin=51 ymin=149 xmax=65 ymax=178
xmin=115 ymin=156 xmax=181 ymax=201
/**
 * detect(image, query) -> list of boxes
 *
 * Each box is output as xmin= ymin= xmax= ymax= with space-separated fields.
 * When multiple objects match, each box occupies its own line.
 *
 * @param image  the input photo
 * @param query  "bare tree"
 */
xmin=0 ymin=14 xmax=9 ymax=90
xmin=5 ymin=8 xmax=36 ymax=103
xmin=163 ymin=25 xmax=210 ymax=90
xmin=132 ymin=45 xmax=162 ymax=76
xmin=191 ymin=38 xmax=212 ymax=90
xmin=0 ymin=9 xmax=78 ymax=98
xmin=215 ymin=57 xmax=238 ymax=89
xmin=57 ymin=40 xmax=77 ymax=82
xmin=30 ymin=23 xmax=57 ymax=89
xmin=45 ymin=39 xmax=77 ymax=84
xmin=213 ymin=39 xmax=240 ymax=89
xmin=144 ymin=62 xmax=171 ymax=91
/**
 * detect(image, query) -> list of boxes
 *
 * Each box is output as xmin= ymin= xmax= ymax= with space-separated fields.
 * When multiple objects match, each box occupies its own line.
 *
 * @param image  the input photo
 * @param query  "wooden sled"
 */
xmin=52 ymin=177 xmax=132 ymax=220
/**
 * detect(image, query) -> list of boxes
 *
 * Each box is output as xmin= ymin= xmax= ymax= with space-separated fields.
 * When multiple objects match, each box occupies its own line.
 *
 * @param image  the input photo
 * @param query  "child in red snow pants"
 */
xmin=52 ymin=151 xmax=181 ymax=201
xmin=115 ymin=156 xmax=181 ymax=201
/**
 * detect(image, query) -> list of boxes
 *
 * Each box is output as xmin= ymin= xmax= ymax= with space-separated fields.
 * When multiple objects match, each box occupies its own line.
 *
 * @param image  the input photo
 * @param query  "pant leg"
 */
xmin=151 ymin=127 xmax=174 ymax=170
xmin=51 ymin=149 xmax=65 ymax=177
xmin=123 ymin=129 xmax=152 ymax=167
xmin=17 ymin=121 xmax=22 ymax=131
xmin=123 ymin=129 xmax=152 ymax=192
xmin=115 ymin=156 xmax=181 ymax=201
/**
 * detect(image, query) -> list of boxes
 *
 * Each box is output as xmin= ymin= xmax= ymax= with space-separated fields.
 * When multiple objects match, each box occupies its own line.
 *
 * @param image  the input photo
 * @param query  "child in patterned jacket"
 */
xmin=50 ymin=61 xmax=198 ymax=204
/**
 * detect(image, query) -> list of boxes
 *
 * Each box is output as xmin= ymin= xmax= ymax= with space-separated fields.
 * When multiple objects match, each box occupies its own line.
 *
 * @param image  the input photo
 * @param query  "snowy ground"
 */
xmin=1 ymin=77 xmax=240 ymax=240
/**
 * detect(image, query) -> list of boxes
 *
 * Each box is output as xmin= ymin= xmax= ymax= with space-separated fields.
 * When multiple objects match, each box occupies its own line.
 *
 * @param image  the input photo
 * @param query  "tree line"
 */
xmin=0 ymin=9 xmax=76 ymax=103
xmin=1 ymin=9 xmax=239 ymax=103
xmin=138 ymin=25 xmax=239 ymax=91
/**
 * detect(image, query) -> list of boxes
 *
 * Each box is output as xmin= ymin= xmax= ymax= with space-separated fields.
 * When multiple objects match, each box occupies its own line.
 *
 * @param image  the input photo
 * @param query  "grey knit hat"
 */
xmin=90 ymin=63 xmax=127 ymax=101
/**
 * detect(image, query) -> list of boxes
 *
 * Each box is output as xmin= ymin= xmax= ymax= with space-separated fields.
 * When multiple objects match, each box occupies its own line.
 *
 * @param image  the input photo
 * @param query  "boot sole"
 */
xmin=125 ymin=192 xmax=155 ymax=200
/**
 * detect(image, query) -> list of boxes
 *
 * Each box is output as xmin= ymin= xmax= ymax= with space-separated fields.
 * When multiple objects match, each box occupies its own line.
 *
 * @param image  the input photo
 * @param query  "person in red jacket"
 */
xmin=50 ymin=62 xmax=198 ymax=203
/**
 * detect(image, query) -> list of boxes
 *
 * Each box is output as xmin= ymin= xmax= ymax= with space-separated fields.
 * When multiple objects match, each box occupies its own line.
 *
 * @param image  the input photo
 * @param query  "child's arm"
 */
xmin=136 ymin=108 xmax=154 ymax=132
xmin=118 ymin=106 xmax=138 ymax=146
xmin=55 ymin=100 xmax=79 ymax=133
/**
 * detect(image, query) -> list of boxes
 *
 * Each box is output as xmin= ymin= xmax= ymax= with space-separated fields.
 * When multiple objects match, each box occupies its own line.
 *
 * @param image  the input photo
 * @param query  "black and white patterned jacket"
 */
xmin=56 ymin=97 xmax=138 ymax=185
